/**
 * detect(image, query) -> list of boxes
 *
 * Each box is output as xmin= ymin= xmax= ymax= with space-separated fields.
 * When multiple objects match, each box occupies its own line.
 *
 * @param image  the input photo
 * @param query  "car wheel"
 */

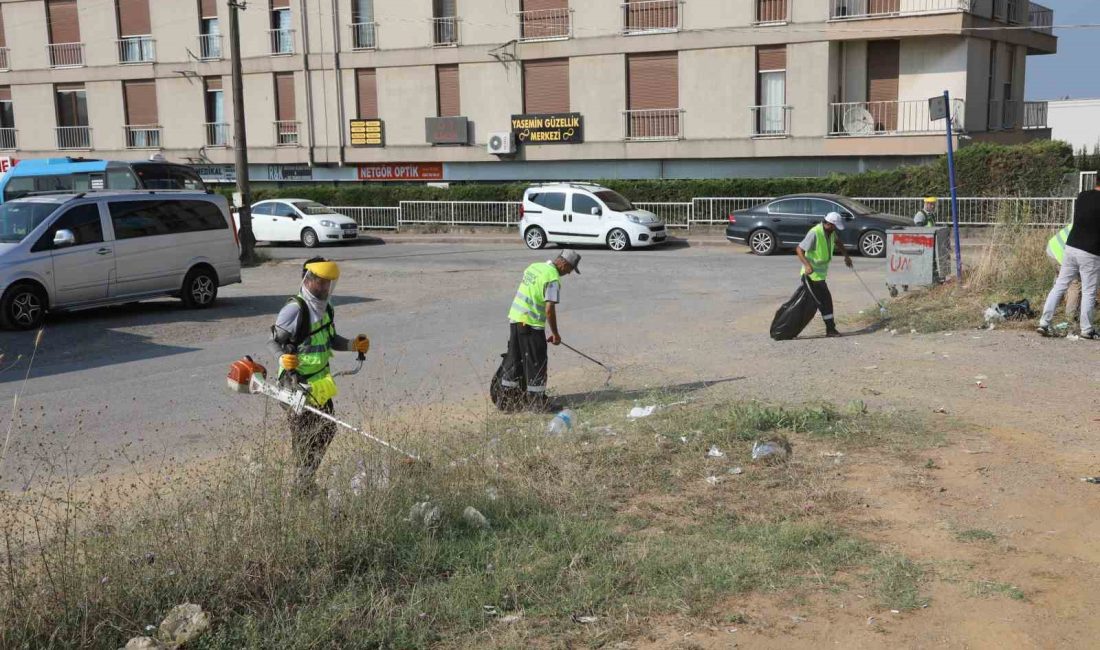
xmin=607 ymin=228 xmax=630 ymax=252
xmin=748 ymin=229 xmax=777 ymax=256
xmin=181 ymin=266 xmax=219 ymax=309
xmin=524 ymin=226 xmax=546 ymax=250
xmin=301 ymin=228 xmax=319 ymax=248
xmin=0 ymin=283 xmax=47 ymax=331
xmin=859 ymin=230 xmax=886 ymax=258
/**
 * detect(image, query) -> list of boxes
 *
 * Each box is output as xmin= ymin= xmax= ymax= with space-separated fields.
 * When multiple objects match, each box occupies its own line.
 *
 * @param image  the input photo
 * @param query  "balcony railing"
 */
xmin=987 ymin=100 xmax=1017 ymax=130
xmin=751 ymin=105 xmax=792 ymax=137
xmin=1029 ymin=3 xmax=1053 ymax=35
xmin=1024 ymin=101 xmax=1048 ymax=129
xmin=829 ymin=0 xmax=971 ymax=20
xmin=828 ymin=99 xmax=965 ymax=136
xmin=518 ymin=8 xmax=571 ymax=42
xmin=275 ymin=120 xmax=299 ymax=146
xmin=117 ymin=36 xmax=155 ymax=64
xmin=269 ymin=28 xmax=294 ymax=55
xmin=431 ymin=17 xmax=459 ymax=46
xmin=755 ymin=0 xmax=790 ymax=24
xmin=622 ymin=0 xmax=681 ymax=35
xmin=56 ymin=126 xmax=92 ymax=150
xmin=198 ymin=33 xmax=223 ymax=60
xmin=205 ymin=122 xmax=230 ymax=147
xmin=124 ymin=125 xmax=161 ymax=149
xmin=623 ymin=108 xmax=683 ymax=141
xmin=0 ymin=128 xmax=17 ymax=150
xmin=351 ymin=21 xmax=377 ymax=50
xmin=0 ymin=47 xmax=9 ymax=71
xmin=47 ymin=42 xmax=85 ymax=68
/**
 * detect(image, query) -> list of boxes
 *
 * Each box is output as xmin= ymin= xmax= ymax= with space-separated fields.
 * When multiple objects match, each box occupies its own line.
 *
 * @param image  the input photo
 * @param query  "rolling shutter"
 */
xmin=205 ymin=76 xmax=222 ymax=91
xmin=271 ymin=0 xmax=291 ymax=9
xmin=47 ymin=0 xmax=81 ymax=44
xmin=869 ymin=0 xmax=901 ymax=14
xmin=124 ymin=80 xmax=158 ymax=125
xmin=627 ymin=52 xmax=678 ymax=110
xmin=0 ymin=87 xmax=10 ymax=102
xmin=867 ymin=40 xmax=900 ymax=132
xmin=433 ymin=0 xmax=456 ymax=17
xmin=436 ymin=64 xmax=460 ymax=117
xmin=351 ymin=0 xmax=373 ymax=23
xmin=756 ymin=45 xmax=786 ymax=72
xmin=200 ymin=0 xmax=218 ymax=18
xmin=118 ymin=0 xmax=151 ymax=36
xmin=0 ymin=7 xmax=6 ymax=48
xmin=757 ymin=0 xmax=787 ymax=22
xmin=356 ymin=68 xmax=377 ymax=118
xmin=523 ymin=58 xmax=569 ymax=114
xmin=275 ymin=72 xmax=295 ymax=121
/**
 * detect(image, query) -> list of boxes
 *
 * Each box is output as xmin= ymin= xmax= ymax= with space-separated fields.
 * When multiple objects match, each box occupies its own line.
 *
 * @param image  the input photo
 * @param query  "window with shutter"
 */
xmin=523 ymin=58 xmax=569 ymax=114
xmin=47 ymin=0 xmax=81 ymax=43
xmin=756 ymin=0 xmax=787 ymax=23
xmin=55 ymin=84 xmax=88 ymax=128
xmin=123 ymin=80 xmax=158 ymax=125
xmin=275 ymin=72 xmax=296 ymax=121
xmin=200 ymin=0 xmax=218 ymax=18
xmin=356 ymin=69 xmax=378 ymax=118
xmin=626 ymin=52 xmax=678 ymax=139
xmin=0 ymin=6 xmax=7 ymax=49
xmin=521 ymin=0 xmax=568 ymax=41
xmin=866 ymin=40 xmax=899 ymax=132
xmin=117 ymin=0 xmax=151 ymax=36
xmin=756 ymin=46 xmax=787 ymax=135
xmin=436 ymin=65 xmax=460 ymax=117
xmin=624 ymin=0 xmax=678 ymax=33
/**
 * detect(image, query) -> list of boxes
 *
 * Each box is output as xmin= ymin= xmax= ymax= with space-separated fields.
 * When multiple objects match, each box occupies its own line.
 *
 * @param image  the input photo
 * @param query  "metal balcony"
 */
xmin=622 ymin=0 xmax=681 ymax=35
xmin=350 ymin=21 xmax=378 ymax=50
xmin=431 ymin=17 xmax=459 ymax=46
xmin=124 ymin=125 xmax=162 ymax=149
xmin=56 ymin=126 xmax=92 ymax=150
xmin=47 ymin=42 xmax=85 ymax=68
xmin=517 ymin=8 xmax=571 ymax=42
xmin=623 ymin=108 xmax=683 ymax=141
xmin=751 ymin=105 xmax=792 ymax=137
xmin=829 ymin=0 xmax=971 ymax=20
xmin=117 ymin=36 xmax=155 ymax=64
xmin=829 ymin=99 xmax=965 ymax=136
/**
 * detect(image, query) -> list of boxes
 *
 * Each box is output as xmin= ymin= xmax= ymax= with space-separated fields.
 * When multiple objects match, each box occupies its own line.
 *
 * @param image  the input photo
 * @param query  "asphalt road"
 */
xmin=0 ymin=240 xmax=888 ymax=490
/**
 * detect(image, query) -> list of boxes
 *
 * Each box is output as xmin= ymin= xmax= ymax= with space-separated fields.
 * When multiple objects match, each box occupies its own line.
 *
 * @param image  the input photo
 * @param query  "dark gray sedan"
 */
xmin=725 ymin=194 xmax=912 ymax=258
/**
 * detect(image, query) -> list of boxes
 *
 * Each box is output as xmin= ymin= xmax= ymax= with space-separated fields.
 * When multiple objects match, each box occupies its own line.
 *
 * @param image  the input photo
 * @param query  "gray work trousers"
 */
xmin=1041 ymin=246 xmax=1100 ymax=333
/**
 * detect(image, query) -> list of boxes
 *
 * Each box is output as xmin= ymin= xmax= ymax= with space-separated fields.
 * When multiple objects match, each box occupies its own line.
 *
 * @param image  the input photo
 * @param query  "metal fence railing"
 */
xmin=1029 ymin=2 xmax=1053 ymax=34
xmin=399 ymin=201 xmax=521 ymax=226
xmin=351 ymin=22 xmax=377 ymax=50
xmin=56 ymin=126 xmax=92 ymax=150
xmin=623 ymin=109 xmax=683 ymax=141
xmin=1083 ymin=172 xmax=1098 ymax=192
xmin=755 ymin=0 xmax=790 ymax=24
xmin=198 ymin=34 xmax=222 ymax=60
xmin=431 ymin=17 xmax=459 ymax=46
xmin=205 ymin=122 xmax=230 ymax=147
xmin=0 ymin=47 xmax=10 ymax=71
xmin=117 ymin=36 xmax=155 ymax=64
xmin=0 ymin=128 xmax=17 ymax=151
xmin=518 ymin=8 xmax=571 ymax=41
xmin=124 ymin=125 xmax=162 ymax=149
xmin=621 ymin=0 xmax=681 ymax=34
xmin=274 ymin=120 xmax=300 ymax=146
xmin=269 ymin=28 xmax=294 ymax=55
xmin=830 ymin=99 xmax=964 ymax=136
xmin=690 ymin=197 xmax=772 ymax=225
xmin=633 ymin=202 xmax=693 ymax=228
xmin=1023 ymin=101 xmax=1048 ymax=129
xmin=829 ymin=0 xmax=971 ymax=19
xmin=330 ymin=206 xmax=400 ymax=230
xmin=751 ymin=105 xmax=792 ymax=137
xmin=47 ymin=42 xmax=84 ymax=68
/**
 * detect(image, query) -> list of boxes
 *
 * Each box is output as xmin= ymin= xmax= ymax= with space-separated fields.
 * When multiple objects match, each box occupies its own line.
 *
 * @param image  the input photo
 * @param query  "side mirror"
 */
xmin=53 ymin=229 xmax=76 ymax=248
xmin=591 ymin=207 xmax=601 ymax=216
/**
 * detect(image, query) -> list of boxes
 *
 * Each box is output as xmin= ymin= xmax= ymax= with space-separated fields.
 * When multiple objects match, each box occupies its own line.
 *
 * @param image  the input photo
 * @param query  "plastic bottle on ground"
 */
xmin=547 ymin=409 xmax=575 ymax=436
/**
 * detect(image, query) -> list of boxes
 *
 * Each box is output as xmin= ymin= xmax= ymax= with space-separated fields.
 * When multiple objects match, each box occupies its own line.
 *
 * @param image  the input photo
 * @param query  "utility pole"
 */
xmin=943 ymin=91 xmax=962 ymax=283
xmin=229 ymin=0 xmax=255 ymax=263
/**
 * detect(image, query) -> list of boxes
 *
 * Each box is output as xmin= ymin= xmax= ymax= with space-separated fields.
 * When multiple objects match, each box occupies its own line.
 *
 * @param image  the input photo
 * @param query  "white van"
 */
xmin=0 ymin=191 xmax=241 ymax=330
xmin=243 ymin=199 xmax=359 ymax=248
xmin=519 ymin=183 xmax=667 ymax=251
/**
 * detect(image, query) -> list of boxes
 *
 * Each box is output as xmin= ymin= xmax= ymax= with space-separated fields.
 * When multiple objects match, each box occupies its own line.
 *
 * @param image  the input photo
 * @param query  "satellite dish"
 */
xmin=844 ymin=107 xmax=875 ymax=136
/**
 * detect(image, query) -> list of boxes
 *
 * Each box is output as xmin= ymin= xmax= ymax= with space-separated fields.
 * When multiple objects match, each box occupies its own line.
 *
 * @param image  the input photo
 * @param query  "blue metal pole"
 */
xmin=944 ymin=90 xmax=962 ymax=282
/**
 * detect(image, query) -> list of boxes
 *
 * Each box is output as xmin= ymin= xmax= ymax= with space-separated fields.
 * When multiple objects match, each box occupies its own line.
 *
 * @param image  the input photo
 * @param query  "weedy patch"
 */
xmin=969 ymin=580 xmax=1026 ymax=601
xmin=956 ymin=528 xmax=998 ymax=543
xmin=869 ymin=555 xmax=930 ymax=611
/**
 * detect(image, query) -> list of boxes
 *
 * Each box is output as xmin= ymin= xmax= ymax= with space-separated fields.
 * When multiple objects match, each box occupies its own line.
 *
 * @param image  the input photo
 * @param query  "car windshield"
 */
xmin=595 ymin=190 xmax=634 ymax=211
xmin=0 ymin=202 xmax=59 ymax=244
xmin=130 ymin=163 xmax=208 ymax=191
xmin=838 ymin=197 xmax=876 ymax=215
xmin=292 ymin=201 xmax=338 ymax=216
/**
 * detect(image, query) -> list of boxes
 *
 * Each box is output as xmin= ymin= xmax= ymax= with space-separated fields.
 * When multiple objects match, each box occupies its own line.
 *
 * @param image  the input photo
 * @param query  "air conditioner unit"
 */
xmin=487 ymin=132 xmax=515 ymax=155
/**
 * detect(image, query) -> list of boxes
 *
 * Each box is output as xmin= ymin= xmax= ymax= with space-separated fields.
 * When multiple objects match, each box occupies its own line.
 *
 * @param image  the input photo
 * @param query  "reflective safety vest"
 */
xmin=508 ymin=262 xmax=559 ymax=328
xmin=800 ymin=223 xmax=836 ymax=282
xmin=914 ymin=210 xmax=937 ymax=226
xmin=279 ymin=296 xmax=338 ymax=406
xmin=1047 ymin=225 xmax=1070 ymax=265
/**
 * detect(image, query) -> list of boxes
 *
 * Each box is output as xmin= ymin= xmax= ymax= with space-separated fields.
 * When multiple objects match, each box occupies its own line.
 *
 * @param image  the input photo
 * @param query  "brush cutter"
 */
xmin=227 ymin=355 xmax=421 ymax=462
xmin=561 ymin=342 xmax=614 ymax=386
xmin=851 ymin=267 xmax=889 ymax=318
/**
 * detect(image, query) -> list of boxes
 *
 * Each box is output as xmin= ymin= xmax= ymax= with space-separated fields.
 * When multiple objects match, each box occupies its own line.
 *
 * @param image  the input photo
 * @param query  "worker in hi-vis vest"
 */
xmin=1046 ymin=224 xmax=1080 ymax=322
xmin=502 ymin=250 xmax=580 ymax=410
xmin=267 ymin=257 xmax=371 ymax=495
xmin=914 ymin=197 xmax=938 ymax=226
xmin=796 ymin=212 xmax=853 ymax=338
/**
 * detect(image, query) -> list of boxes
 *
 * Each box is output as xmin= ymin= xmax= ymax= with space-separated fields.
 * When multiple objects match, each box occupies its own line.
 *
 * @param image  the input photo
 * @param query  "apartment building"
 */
xmin=0 ymin=0 xmax=1057 ymax=182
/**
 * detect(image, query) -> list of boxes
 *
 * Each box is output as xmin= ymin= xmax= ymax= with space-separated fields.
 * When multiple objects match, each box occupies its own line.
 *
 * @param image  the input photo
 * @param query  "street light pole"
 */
xmin=229 ymin=0 xmax=255 ymax=263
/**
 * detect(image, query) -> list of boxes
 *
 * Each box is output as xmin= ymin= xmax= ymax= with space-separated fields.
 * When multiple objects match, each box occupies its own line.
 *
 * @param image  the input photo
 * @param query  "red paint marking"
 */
xmin=889 ymin=255 xmax=912 ymax=273
xmin=890 ymin=234 xmax=935 ymax=247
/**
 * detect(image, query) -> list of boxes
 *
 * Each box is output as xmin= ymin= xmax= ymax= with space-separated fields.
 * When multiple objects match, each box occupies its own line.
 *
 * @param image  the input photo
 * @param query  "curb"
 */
xmin=367 ymin=234 xmax=991 ymax=251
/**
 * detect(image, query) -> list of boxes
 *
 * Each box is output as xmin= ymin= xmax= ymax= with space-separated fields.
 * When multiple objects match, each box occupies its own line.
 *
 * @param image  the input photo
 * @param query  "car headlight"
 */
xmin=320 ymin=220 xmax=336 ymax=228
xmin=626 ymin=214 xmax=642 ymax=224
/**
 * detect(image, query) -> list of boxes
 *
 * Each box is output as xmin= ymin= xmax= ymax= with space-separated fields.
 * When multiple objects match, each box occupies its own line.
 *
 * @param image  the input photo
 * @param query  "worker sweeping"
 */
xmin=500 ymin=250 xmax=580 ymax=411
xmin=1045 ymin=224 xmax=1081 ymax=324
xmin=795 ymin=212 xmax=853 ymax=338
xmin=267 ymin=257 xmax=371 ymax=495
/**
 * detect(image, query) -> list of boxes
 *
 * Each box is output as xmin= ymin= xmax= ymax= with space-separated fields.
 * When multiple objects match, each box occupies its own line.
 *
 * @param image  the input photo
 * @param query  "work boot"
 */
xmin=1082 ymin=330 xmax=1100 ymax=340
xmin=825 ymin=325 xmax=842 ymax=338
xmin=1036 ymin=324 xmax=1055 ymax=337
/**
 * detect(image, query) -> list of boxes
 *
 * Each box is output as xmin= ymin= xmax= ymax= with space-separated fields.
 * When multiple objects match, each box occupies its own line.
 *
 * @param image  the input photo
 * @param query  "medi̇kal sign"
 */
xmin=0 ymin=157 xmax=18 ymax=174
xmin=356 ymin=163 xmax=444 ymax=182
xmin=511 ymin=113 xmax=584 ymax=145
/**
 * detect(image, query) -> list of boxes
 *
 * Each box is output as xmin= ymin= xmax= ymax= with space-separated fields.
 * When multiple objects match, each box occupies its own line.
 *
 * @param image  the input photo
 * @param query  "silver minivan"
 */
xmin=0 ymin=191 xmax=241 ymax=330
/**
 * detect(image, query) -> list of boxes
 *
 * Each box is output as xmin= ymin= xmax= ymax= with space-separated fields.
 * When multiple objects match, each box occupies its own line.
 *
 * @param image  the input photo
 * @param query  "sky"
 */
xmin=1025 ymin=0 xmax=1099 ymax=100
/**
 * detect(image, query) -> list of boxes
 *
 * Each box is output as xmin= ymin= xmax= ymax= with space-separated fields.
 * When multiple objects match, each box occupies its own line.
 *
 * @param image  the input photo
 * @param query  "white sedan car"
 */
xmin=241 ymin=199 xmax=359 ymax=248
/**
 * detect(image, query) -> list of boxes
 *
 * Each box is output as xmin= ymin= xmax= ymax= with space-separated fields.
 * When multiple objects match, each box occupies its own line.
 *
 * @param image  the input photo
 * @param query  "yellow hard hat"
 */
xmin=304 ymin=260 xmax=340 ymax=281
xmin=924 ymin=197 xmax=938 ymax=204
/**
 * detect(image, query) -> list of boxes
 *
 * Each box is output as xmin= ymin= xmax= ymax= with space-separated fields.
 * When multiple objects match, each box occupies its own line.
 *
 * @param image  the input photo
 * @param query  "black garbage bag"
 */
xmin=490 ymin=351 xmax=527 ymax=412
xmin=770 ymin=283 xmax=820 ymax=341
xmin=996 ymin=298 xmax=1034 ymax=320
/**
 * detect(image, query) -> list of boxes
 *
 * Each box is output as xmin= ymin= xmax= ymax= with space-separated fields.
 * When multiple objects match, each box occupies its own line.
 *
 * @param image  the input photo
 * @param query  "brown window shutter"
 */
xmin=200 ymin=0 xmax=218 ymax=18
xmin=866 ymin=40 xmax=900 ymax=131
xmin=523 ymin=58 xmax=569 ymax=114
xmin=433 ymin=0 xmax=456 ymax=17
xmin=757 ymin=0 xmax=787 ymax=22
xmin=627 ymin=51 xmax=678 ymax=110
xmin=757 ymin=45 xmax=786 ymax=72
xmin=118 ymin=0 xmax=151 ymax=36
xmin=0 ymin=6 xmax=6 ymax=49
xmin=356 ymin=69 xmax=378 ymax=118
xmin=522 ymin=0 xmax=567 ymax=10
xmin=271 ymin=0 xmax=291 ymax=9
xmin=869 ymin=0 xmax=901 ymax=13
xmin=0 ymin=87 xmax=10 ymax=102
xmin=275 ymin=72 xmax=296 ymax=121
xmin=205 ymin=76 xmax=222 ymax=91
xmin=436 ymin=64 xmax=460 ymax=117
xmin=123 ymin=80 xmax=158 ymax=125
xmin=47 ymin=0 xmax=81 ymax=44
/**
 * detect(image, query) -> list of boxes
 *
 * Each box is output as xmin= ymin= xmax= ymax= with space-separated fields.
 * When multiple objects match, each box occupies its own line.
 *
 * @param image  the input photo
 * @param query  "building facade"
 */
xmin=1047 ymin=98 xmax=1100 ymax=153
xmin=0 ymin=0 xmax=1057 ymax=182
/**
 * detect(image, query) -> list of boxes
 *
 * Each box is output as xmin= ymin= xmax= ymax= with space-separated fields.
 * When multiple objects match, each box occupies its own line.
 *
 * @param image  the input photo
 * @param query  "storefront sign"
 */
xmin=0 ymin=157 xmax=17 ymax=174
xmin=510 ymin=113 xmax=584 ymax=145
xmin=425 ymin=117 xmax=470 ymax=145
xmin=350 ymin=119 xmax=385 ymax=147
xmin=267 ymin=165 xmax=313 ymax=181
xmin=356 ymin=163 xmax=444 ymax=182
xmin=193 ymin=164 xmax=236 ymax=183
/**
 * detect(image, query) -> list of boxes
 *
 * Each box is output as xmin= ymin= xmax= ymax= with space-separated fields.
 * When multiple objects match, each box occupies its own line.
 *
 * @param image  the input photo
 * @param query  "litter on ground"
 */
xmin=706 ymin=445 xmax=726 ymax=458
xmin=628 ymin=405 xmax=657 ymax=419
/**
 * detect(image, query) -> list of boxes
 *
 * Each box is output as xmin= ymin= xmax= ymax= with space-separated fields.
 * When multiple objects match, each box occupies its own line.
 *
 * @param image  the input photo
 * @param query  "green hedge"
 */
xmin=229 ymin=141 xmax=1074 ymax=206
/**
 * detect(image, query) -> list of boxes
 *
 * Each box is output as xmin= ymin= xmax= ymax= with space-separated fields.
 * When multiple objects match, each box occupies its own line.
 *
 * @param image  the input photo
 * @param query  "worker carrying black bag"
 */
xmin=770 ymin=282 xmax=820 ymax=341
